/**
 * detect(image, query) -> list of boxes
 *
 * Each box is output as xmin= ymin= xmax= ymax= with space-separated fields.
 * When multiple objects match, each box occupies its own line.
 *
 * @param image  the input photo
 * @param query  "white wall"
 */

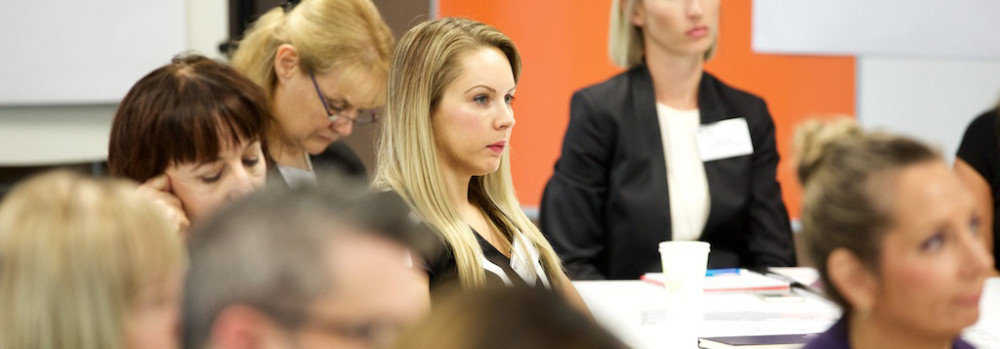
xmin=0 ymin=0 xmax=228 ymax=166
xmin=754 ymin=0 xmax=1000 ymax=164
xmin=857 ymin=57 xmax=1000 ymax=164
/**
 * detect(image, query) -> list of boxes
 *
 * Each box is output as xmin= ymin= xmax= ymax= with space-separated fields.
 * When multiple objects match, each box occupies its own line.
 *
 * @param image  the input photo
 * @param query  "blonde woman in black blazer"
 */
xmin=540 ymin=0 xmax=795 ymax=280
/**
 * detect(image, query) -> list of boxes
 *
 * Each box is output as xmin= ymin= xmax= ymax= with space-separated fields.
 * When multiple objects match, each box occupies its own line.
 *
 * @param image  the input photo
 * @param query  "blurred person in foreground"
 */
xmin=391 ymin=286 xmax=624 ymax=349
xmin=182 ymin=174 xmax=429 ymax=349
xmin=0 ymin=171 xmax=186 ymax=349
xmin=796 ymin=120 xmax=991 ymax=349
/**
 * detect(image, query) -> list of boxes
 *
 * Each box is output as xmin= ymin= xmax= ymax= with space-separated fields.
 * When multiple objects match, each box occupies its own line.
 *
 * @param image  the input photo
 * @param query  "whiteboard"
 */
xmin=753 ymin=0 xmax=1000 ymax=59
xmin=0 ymin=0 xmax=186 ymax=105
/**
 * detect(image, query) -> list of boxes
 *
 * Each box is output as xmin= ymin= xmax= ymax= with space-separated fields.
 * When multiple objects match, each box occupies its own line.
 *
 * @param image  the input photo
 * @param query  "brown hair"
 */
xmin=794 ymin=119 xmax=939 ymax=311
xmin=108 ymin=54 xmax=270 ymax=183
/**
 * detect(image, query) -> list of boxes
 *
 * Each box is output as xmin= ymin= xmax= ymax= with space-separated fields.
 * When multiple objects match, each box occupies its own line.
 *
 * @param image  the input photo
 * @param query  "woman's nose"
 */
xmin=495 ymin=108 xmax=515 ymax=130
xmin=688 ymin=0 xmax=705 ymax=18
xmin=960 ymin=229 xmax=994 ymax=277
xmin=331 ymin=113 xmax=355 ymax=136
xmin=226 ymin=167 xmax=256 ymax=200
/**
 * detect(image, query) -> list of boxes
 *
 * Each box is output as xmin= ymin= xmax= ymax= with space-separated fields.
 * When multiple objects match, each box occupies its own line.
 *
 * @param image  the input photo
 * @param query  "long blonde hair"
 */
xmin=373 ymin=17 xmax=565 ymax=288
xmin=0 ymin=171 xmax=185 ymax=349
xmin=230 ymin=0 xmax=393 ymax=99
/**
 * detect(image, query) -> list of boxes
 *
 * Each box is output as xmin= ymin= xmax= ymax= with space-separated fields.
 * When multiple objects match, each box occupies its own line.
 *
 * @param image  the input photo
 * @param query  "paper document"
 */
xmin=642 ymin=269 xmax=790 ymax=293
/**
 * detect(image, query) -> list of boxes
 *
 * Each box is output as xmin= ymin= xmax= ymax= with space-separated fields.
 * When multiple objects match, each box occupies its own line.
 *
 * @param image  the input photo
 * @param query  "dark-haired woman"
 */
xmin=109 ymin=54 xmax=271 ymax=235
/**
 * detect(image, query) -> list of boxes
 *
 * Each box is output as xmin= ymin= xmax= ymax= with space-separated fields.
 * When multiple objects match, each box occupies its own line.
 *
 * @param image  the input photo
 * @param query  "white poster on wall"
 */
xmin=753 ymin=0 xmax=1000 ymax=59
xmin=0 ymin=0 xmax=186 ymax=106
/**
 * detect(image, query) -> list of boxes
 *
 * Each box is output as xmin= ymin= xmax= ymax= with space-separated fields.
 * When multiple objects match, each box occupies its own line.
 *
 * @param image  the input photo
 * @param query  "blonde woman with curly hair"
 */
xmin=372 ymin=18 xmax=587 ymax=311
xmin=0 ymin=171 xmax=186 ymax=349
xmin=231 ymin=0 xmax=393 ymax=186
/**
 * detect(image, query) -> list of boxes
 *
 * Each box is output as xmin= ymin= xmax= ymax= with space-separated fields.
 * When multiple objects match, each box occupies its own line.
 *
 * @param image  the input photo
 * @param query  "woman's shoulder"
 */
xmin=963 ymin=107 xmax=999 ymax=136
xmin=574 ymin=66 xmax=648 ymax=101
xmin=700 ymin=72 xmax=767 ymax=109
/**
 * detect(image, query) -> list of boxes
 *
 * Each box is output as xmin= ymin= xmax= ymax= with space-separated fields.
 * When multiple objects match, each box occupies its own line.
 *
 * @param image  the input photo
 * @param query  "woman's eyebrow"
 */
xmin=190 ymin=158 xmax=223 ymax=171
xmin=464 ymin=85 xmax=496 ymax=94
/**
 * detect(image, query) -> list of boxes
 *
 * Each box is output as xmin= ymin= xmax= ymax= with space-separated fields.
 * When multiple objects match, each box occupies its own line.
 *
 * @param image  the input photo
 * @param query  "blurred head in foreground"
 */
xmin=391 ymin=286 xmax=625 ymax=349
xmin=182 ymin=176 xmax=428 ymax=349
xmin=796 ymin=119 xmax=992 ymax=347
xmin=0 ymin=171 xmax=186 ymax=349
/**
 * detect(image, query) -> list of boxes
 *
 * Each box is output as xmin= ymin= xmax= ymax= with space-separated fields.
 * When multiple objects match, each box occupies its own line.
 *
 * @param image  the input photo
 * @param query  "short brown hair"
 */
xmin=109 ymin=54 xmax=270 ymax=182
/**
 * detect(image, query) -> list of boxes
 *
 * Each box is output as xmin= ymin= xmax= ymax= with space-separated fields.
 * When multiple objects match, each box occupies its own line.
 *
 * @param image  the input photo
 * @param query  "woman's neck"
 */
xmin=440 ymin=165 xmax=473 ymax=215
xmin=849 ymin=313 xmax=954 ymax=349
xmin=267 ymin=129 xmax=310 ymax=171
xmin=645 ymin=46 xmax=704 ymax=110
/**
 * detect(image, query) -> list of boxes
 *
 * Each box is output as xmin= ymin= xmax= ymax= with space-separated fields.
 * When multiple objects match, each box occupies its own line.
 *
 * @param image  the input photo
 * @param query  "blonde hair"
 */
xmin=0 ymin=171 xmax=185 ymax=349
xmin=230 ymin=0 xmax=393 ymax=100
xmin=373 ymin=17 xmax=564 ymax=289
xmin=608 ymin=0 xmax=717 ymax=68
xmin=794 ymin=119 xmax=938 ymax=312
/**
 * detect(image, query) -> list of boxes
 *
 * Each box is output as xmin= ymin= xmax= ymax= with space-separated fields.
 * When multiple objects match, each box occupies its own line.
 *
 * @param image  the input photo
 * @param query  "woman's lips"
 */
xmin=687 ymin=26 xmax=709 ymax=39
xmin=487 ymin=141 xmax=507 ymax=154
xmin=955 ymin=291 xmax=982 ymax=307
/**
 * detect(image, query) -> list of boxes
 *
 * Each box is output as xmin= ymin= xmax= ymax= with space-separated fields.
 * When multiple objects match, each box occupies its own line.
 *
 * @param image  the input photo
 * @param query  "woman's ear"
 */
xmin=828 ymin=248 xmax=879 ymax=313
xmin=274 ymin=44 xmax=300 ymax=82
xmin=628 ymin=0 xmax=646 ymax=27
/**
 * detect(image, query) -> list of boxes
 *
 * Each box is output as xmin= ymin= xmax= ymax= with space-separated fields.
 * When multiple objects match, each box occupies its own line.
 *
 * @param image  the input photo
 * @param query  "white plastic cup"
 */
xmin=658 ymin=241 xmax=710 ymax=348
xmin=658 ymin=241 xmax=710 ymax=301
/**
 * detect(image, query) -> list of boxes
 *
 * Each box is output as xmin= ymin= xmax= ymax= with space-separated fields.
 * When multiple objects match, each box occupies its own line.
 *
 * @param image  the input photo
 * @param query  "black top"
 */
xmin=956 ymin=107 xmax=1000 ymax=270
xmin=540 ymin=65 xmax=796 ymax=280
xmin=802 ymin=318 xmax=975 ymax=349
xmin=423 ymin=229 xmax=550 ymax=291
xmin=378 ymin=191 xmax=552 ymax=292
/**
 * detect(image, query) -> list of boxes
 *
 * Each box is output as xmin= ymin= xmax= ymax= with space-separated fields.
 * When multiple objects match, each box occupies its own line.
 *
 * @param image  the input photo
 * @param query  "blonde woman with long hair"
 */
xmin=372 ymin=18 xmax=587 ymax=310
xmin=231 ymin=0 xmax=393 ymax=186
xmin=0 ymin=171 xmax=186 ymax=349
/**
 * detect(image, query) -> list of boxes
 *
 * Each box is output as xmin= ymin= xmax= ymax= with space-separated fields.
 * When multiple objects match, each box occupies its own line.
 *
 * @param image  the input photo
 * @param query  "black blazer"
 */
xmin=540 ymin=65 xmax=795 ymax=280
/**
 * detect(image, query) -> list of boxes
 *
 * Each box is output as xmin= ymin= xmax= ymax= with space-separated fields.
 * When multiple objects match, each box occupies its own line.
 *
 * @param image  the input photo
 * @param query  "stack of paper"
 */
xmin=641 ymin=269 xmax=791 ymax=293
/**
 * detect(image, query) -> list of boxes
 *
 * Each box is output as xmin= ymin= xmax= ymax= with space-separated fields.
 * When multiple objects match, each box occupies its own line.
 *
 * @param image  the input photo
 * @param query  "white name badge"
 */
xmin=697 ymin=118 xmax=754 ymax=162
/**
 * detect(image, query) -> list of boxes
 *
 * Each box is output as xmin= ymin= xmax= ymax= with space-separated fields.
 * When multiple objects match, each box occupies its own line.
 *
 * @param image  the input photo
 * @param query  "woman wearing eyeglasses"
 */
xmin=231 ymin=0 xmax=393 ymax=187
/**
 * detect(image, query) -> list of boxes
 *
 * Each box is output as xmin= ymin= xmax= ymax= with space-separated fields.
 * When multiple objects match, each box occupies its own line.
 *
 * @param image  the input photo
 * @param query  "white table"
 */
xmin=574 ymin=273 xmax=1000 ymax=349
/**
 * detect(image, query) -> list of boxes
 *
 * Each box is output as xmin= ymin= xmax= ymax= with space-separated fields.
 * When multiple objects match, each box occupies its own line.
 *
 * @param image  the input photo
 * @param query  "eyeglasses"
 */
xmin=309 ymin=72 xmax=380 ymax=126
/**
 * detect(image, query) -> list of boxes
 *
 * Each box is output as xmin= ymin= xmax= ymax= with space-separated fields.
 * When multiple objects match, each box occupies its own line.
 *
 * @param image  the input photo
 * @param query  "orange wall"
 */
xmin=438 ymin=1 xmax=855 ymax=218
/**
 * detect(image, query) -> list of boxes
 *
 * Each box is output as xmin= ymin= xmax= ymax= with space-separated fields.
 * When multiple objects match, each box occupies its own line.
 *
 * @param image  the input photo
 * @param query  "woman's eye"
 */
xmin=920 ymin=232 xmax=945 ymax=252
xmin=969 ymin=216 xmax=981 ymax=237
xmin=473 ymin=94 xmax=489 ymax=105
xmin=200 ymin=172 xmax=222 ymax=184
xmin=243 ymin=157 xmax=260 ymax=168
xmin=504 ymin=94 xmax=515 ymax=105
